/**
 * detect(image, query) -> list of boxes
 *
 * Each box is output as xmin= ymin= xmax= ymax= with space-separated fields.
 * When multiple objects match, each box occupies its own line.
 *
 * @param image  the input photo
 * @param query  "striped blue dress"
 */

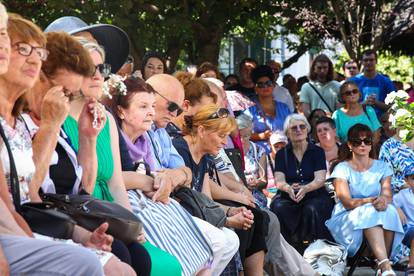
xmin=128 ymin=190 xmax=213 ymax=276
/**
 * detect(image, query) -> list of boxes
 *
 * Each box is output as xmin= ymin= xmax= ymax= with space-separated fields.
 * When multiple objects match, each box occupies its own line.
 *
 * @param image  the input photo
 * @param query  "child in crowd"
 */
xmin=393 ymin=166 xmax=414 ymax=276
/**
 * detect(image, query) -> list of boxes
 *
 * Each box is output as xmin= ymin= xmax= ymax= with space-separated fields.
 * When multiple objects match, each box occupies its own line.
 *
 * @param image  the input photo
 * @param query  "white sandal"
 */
xmin=377 ymin=258 xmax=397 ymax=276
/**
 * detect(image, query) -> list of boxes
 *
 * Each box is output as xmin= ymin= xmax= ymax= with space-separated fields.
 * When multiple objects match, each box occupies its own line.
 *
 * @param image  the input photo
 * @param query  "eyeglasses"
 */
xmin=350 ymin=137 xmax=372 ymax=147
xmin=256 ymin=80 xmax=273 ymax=88
xmin=94 ymin=63 xmax=111 ymax=78
xmin=13 ymin=42 xmax=49 ymax=61
xmin=290 ymin=124 xmax=307 ymax=132
xmin=49 ymin=80 xmax=83 ymax=102
xmin=342 ymin=89 xmax=359 ymax=96
xmin=155 ymin=91 xmax=183 ymax=116
xmin=207 ymin=108 xmax=230 ymax=120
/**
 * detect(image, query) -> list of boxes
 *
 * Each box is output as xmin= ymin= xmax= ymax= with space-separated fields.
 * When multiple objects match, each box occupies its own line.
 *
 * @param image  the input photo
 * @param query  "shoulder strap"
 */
xmin=308 ymin=83 xmax=334 ymax=113
xmin=362 ymin=105 xmax=372 ymax=124
xmin=0 ymin=122 xmax=21 ymax=212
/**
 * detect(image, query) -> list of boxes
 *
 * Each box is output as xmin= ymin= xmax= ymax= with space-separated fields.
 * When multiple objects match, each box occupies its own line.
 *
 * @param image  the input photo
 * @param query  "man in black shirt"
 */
xmin=228 ymin=58 xmax=257 ymax=100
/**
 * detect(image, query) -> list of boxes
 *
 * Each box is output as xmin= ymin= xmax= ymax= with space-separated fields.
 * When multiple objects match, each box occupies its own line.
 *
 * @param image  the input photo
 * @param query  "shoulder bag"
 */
xmin=0 ymin=122 xmax=76 ymax=239
xmin=172 ymin=186 xmax=227 ymax=228
xmin=308 ymin=83 xmax=334 ymax=114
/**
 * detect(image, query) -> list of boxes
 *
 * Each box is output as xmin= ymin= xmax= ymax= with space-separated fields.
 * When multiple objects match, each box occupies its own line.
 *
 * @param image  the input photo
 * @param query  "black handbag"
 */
xmin=42 ymin=193 xmax=143 ymax=244
xmin=224 ymin=148 xmax=248 ymax=186
xmin=0 ymin=121 xmax=76 ymax=239
xmin=173 ymin=186 xmax=227 ymax=228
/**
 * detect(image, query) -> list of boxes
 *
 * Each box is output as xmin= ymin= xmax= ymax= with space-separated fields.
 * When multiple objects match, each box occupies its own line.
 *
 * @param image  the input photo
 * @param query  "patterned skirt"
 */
xmin=128 ymin=190 xmax=213 ymax=276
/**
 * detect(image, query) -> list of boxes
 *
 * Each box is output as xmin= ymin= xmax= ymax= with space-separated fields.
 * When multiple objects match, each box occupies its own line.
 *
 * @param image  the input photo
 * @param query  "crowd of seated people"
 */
xmin=1 ymin=3 xmax=414 ymax=276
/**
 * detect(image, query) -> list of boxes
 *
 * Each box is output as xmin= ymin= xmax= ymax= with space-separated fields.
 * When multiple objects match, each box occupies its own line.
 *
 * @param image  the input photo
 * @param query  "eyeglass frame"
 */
xmin=207 ymin=108 xmax=230 ymax=120
xmin=255 ymin=80 xmax=274 ymax=89
xmin=154 ymin=90 xmax=183 ymax=116
xmin=290 ymin=124 xmax=307 ymax=132
xmin=349 ymin=137 xmax=373 ymax=147
xmin=94 ymin=63 xmax=111 ymax=78
xmin=12 ymin=41 xmax=49 ymax=61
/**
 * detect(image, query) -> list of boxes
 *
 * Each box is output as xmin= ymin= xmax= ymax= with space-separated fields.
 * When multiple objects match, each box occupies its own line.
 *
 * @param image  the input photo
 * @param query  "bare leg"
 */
xmin=364 ymin=227 xmax=392 ymax=272
xmin=383 ymin=229 xmax=394 ymax=257
xmin=244 ymin=251 xmax=264 ymax=276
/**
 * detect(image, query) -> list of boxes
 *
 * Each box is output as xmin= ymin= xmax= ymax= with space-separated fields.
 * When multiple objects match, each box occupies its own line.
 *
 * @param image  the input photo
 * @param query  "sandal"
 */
xmin=377 ymin=258 xmax=396 ymax=276
xmin=406 ymin=266 xmax=414 ymax=276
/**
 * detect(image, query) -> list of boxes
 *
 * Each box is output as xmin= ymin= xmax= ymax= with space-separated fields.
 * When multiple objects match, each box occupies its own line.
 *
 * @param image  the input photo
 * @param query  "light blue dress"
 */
xmin=325 ymin=160 xmax=404 ymax=258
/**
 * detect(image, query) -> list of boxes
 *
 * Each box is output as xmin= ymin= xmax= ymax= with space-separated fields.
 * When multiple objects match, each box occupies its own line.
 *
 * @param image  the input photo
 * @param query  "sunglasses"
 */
xmin=207 ymin=108 xmax=230 ymax=120
xmin=350 ymin=137 xmax=372 ymax=147
xmin=342 ymin=89 xmax=359 ymax=96
xmin=13 ymin=42 xmax=49 ymax=61
xmin=94 ymin=63 xmax=111 ymax=78
xmin=290 ymin=124 xmax=307 ymax=132
xmin=256 ymin=80 xmax=273 ymax=88
xmin=155 ymin=91 xmax=183 ymax=116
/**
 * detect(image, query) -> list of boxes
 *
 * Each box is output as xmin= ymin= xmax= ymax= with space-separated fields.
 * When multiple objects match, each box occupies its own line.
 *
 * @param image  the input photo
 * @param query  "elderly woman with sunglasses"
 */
xmin=242 ymin=65 xmax=291 ymax=154
xmin=270 ymin=114 xmax=334 ymax=248
xmin=332 ymin=81 xmax=381 ymax=143
xmin=326 ymin=124 xmax=403 ymax=276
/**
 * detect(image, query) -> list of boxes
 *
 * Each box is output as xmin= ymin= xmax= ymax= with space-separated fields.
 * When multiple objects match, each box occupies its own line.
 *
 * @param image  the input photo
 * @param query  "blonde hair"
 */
xmin=182 ymin=104 xmax=236 ymax=136
xmin=0 ymin=3 xmax=7 ymax=26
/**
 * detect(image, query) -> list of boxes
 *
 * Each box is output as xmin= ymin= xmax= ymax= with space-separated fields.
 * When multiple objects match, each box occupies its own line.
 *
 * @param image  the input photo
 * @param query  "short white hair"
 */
xmin=76 ymin=37 xmax=106 ymax=61
xmin=236 ymin=114 xmax=253 ymax=130
xmin=0 ymin=3 xmax=8 ymax=27
xmin=283 ymin=113 xmax=311 ymax=135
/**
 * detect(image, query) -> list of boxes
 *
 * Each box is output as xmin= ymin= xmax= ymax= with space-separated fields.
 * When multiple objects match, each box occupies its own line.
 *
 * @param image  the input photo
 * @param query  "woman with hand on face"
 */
xmin=270 ymin=114 xmax=333 ymax=248
xmin=332 ymin=81 xmax=381 ymax=143
xmin=326 ymin=124 xmax=403 ymax=276
xmin=243 ymin=65 xmax=291 ymax=154
xmin=0 ymin=14 xmax=135 ymax=276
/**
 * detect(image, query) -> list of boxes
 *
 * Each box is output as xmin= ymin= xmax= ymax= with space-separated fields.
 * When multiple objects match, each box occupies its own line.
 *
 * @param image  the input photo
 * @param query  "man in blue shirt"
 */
xmin=350 ymin=49 xmax=395 ymax=117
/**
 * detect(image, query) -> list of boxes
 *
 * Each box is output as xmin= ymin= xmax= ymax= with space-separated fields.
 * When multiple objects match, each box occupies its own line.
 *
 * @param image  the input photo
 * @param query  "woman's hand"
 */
xmin=83 ymin=223 xmax=113 ymax=252
xmin=40 ymin=85 xmax=70 ymax=128
xmin=136 ymin=231 xmax=146 ymax=244
xmin=78 ymin=99 xmax=106 ymax=138
xmin=151 ymin=172 xmax=172 ymax=204
xmin=295 ymin=185 xmax=310 ymax=202
xmin=226 ymin=207 xmax=254 ymax=230
xmin=259 ymin=130 xmax=272 ymax=140
xmin=372 ymin=195 xmax=388 ymax=211
xmin=237 ymin=191 xmax=255 ymax=207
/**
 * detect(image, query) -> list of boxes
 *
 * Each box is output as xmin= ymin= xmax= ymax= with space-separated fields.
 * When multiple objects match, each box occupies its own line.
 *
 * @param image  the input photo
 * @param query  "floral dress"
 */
xmin=379 ymin=137 xmax=414 ymax=192
xmin=0 ymin=116 xmax=34 ymax=203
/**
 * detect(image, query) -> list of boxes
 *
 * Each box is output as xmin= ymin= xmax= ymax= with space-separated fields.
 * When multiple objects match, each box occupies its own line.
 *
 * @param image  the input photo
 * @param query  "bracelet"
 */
xmin=226 ymin=207 xmax=232 ymax=217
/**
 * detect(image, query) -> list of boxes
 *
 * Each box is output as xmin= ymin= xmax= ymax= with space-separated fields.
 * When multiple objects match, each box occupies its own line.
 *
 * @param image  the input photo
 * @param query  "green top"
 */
xmin=332 ymin=105 xmax=382 ymax=142
xmin=63 ymin=115 xmax=114 ymax=201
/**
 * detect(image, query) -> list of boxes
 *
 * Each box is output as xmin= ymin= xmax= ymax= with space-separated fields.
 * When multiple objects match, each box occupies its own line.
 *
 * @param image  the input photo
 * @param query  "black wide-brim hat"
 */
xmin=45 ymin=16 xmax=130 ymax=73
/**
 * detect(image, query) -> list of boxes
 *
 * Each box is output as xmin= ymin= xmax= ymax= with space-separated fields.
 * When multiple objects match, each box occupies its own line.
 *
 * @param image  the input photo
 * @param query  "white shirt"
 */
xmin=393 ymin=187 xmax=414 ymax=229
xmin=272 ymin=85 xmax=294 ymax=112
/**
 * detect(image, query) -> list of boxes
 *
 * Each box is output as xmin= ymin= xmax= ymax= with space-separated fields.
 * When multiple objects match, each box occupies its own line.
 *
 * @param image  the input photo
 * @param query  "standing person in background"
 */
xmin=283 ymin=74 xmax=299 ymax=112
xmin=228 ymin=58 xmax=257 ymax=99
xmin=140 ymin=52 xmax=166 ymax=80
xmin=343 ymin=59 xmax=359 ymax=79
xmin=350 ymin=49 xmax=395 ymax=118
xmin=299 ymin=54 xmax=340 ymax=117
xmin=224 ymin=74 xmax=240 ymax=90
xmin=243 ymin=65 xmax=291 ymax=154
xmin=266 ymin=60 xmax=295 ymax=113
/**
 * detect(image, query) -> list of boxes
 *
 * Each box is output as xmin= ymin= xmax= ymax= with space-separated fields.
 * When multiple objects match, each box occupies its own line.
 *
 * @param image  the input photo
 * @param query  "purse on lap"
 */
xmin=0 ymin=122 xmax=76 ymax=239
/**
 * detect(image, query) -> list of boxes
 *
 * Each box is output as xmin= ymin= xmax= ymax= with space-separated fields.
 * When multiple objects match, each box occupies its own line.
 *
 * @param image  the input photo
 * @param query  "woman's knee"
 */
xmin=104 ymin=256 xmax=136 ymax=276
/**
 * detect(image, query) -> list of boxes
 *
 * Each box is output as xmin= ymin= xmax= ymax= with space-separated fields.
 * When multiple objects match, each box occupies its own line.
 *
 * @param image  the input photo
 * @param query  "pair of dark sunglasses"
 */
xmin=350 ymin=137 xmax=372 ymax=147
xmin=155 ymin=91 xmax=183 ymax=116
xmin=94 ymin=63 xmax=111 ymax=78
xmin=207 ymin=108 xmax=230 ymax=120
xmin=256 ymin=80 xmax=273 ymax=88
xmin=342 ymin=89 xmax=359 ymax=96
